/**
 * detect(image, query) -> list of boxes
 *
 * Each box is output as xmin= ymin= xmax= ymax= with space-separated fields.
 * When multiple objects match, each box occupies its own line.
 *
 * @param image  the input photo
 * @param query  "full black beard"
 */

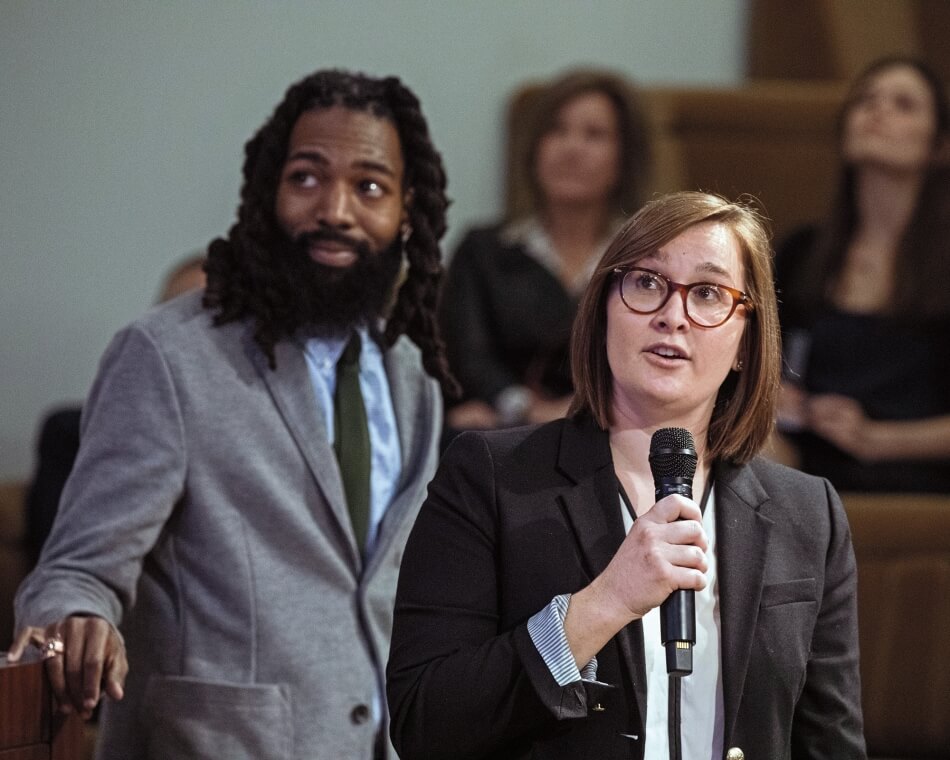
xmin=269 ymin=227 xmax=403 ymax=336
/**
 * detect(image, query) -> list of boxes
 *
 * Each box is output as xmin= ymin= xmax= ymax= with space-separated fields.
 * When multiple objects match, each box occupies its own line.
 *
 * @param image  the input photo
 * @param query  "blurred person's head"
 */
xmin=838 ymin=56 xmax=949 ymax=177
xmin=157 ymin=253 xmax=206 ymax=303
xmin=202 ymin=69 xmax=453 ymax=389
xmin=794 ymin=55 xmax=950 ymax=320
xmin=534 ymin=89 xmax=622 ymax=212
xmin=511 ymin=69 xmax=652 ymax=222
xmin=570 ymin=191 xmax=780 ymax=465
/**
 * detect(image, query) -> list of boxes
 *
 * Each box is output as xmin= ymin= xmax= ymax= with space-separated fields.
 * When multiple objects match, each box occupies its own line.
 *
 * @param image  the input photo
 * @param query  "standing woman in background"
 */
xmin=774 ymin=56 xmax=950 ymax=492
xmin=441 ymin=68 xmax=652 ymax=432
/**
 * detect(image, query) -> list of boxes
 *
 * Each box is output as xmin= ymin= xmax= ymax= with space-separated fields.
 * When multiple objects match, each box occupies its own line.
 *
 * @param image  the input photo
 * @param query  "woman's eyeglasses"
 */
xmin=613 ymin=266 xmax=752 ymax=328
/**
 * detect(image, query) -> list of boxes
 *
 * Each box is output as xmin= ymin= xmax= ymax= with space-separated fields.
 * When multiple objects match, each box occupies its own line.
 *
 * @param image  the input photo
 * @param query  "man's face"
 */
xmin=275 ymin=106 xmax=407 ymax=268
xmin=270 ymin=106 xmax=409 ymax=332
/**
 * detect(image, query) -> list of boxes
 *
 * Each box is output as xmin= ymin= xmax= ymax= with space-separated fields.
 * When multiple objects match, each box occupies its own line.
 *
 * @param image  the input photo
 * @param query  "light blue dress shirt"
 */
xmin=301 ymin=326 xmax=403 ymax=559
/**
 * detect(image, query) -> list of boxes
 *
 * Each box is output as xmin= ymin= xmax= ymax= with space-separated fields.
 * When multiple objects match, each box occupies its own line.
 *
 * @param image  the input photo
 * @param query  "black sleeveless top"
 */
xmin=776 ymin=226 xmax=950 ymax=493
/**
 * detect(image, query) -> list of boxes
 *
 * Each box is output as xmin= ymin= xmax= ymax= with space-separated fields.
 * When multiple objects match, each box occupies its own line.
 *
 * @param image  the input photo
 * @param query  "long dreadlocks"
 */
xmin=203 ymin=69 xmax=457 ymax=395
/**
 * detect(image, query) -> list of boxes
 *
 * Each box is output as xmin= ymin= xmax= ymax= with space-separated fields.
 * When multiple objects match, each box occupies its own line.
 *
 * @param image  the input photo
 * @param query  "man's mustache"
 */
xmin=293 ymin=228 xmax=373 ymax=260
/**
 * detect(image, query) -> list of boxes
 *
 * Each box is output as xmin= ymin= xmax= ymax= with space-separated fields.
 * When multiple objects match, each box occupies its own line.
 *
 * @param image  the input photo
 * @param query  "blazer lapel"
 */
xmin=369 ymin=339 xmax=439 ymax=564
xmin=382 ymin=338 xmax=427 ymax=497
xmin=245 ymin=329 xmax=359 ymax=565
xmin=555 ymin=414 xmax=621 ymax=579
xmin=555 ymin=415 xmax=648 ymax=727
xmin=714 ymin=460 xmax=774 ymax=742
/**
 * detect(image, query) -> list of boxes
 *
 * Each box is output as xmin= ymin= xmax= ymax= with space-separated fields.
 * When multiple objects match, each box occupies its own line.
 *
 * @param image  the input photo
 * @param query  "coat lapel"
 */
xmin=555 ymin=415 xmax=648 ymax=728
xmin=369 ymin=338 xmax=440 ymax=565
xmin=382 ymin=338 xmax=429 ymax=497
xmin=555 ymin=415 xmax=622 ymax=581
xmin=245 ymin=329 xmax=359 ymax=566
xmin=714 ymin=459 xmax=774 ymax=742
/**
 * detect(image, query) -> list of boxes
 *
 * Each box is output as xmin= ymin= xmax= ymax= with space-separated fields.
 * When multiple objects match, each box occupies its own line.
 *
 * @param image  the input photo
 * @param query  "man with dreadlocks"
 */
xmin=10 ymin=69 xmax=453 ymax=759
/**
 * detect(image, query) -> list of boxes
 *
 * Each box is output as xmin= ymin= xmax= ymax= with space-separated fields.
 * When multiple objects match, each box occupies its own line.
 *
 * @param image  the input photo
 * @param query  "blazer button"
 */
xmin=350 ymin=703 xmax=371 ymax=725
xmin=726 ymin=748 xmax=744 ymax=760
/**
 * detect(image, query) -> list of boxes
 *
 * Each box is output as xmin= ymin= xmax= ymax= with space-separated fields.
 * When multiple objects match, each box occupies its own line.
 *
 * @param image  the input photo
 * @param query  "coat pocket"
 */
xmin=755 ymin=578 xmax=819 ymax=685
xmin=760 ymin=577 xmax=817 ymax=608
xmin=143 ymin=674 xmax=293 ymax=760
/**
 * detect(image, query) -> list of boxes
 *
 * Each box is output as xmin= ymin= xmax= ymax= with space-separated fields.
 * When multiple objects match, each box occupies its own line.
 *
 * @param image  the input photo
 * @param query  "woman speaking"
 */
xmin=388 ymin=192 xmax=865 ymax=759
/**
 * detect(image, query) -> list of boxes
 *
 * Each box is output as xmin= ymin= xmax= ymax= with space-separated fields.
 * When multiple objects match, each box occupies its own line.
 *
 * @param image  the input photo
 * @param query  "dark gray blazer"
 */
xmin=15 ymin=291 xmax=442 ymax=759
xmin=388 ymin=414 xmax=866 ymax=759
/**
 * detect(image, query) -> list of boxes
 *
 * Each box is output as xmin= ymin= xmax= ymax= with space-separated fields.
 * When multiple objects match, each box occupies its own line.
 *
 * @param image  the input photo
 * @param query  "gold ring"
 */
xmin=42 ymin=636 xmax=65 ymax=659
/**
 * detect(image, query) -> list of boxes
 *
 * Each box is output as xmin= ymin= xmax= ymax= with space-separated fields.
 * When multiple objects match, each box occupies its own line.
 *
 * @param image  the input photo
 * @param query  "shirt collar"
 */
xmin=299 ymin=323 xmax=379 ymax=371
xmin=499 ymin=215 xmax=624 ymax=296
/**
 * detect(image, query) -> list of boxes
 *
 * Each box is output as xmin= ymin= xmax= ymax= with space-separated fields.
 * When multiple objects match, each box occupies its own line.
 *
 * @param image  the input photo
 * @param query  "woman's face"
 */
xmin=535 ymin=90 xmax=621 ymax=209
xmin=842 ymin=64 xmax=940 ymax=174
xmin=606 ymin=222 xmax=748 ymax=429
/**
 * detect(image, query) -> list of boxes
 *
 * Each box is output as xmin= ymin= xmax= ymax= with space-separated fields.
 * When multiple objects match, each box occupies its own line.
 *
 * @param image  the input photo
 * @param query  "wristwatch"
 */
xmin=495 ymin=385 xmax=532 ymax=427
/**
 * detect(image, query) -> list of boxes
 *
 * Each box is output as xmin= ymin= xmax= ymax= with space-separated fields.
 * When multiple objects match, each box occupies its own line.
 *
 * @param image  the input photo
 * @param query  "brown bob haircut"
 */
xmin=569 ymin=191 xmax=781 ymax=465
xmin=505 ymin=68 xmax=653 ymax=221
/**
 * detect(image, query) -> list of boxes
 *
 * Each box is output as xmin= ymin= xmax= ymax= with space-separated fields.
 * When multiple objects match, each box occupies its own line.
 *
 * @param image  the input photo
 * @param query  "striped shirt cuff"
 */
xmin=527 ymin=594 xmax=598 ymax=686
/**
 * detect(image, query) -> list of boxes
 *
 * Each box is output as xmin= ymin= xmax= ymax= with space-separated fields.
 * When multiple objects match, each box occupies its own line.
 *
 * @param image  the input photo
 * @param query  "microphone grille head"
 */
xmin=649 ymin=427 xmax=698 ymax=479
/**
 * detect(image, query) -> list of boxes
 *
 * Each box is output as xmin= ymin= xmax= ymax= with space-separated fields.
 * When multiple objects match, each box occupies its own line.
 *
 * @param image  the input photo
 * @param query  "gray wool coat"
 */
xmin=15 ymin=291 xmax=442 ymax=759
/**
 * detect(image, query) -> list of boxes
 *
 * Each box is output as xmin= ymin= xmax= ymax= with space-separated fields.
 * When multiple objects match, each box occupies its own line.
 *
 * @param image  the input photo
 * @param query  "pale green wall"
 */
xmin=0 ymin=0 xmax=748 ymax=478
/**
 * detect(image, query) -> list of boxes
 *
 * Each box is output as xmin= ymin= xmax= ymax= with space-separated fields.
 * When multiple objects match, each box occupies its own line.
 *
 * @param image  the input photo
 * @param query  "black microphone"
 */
xmin=649 ymin=427 xmax=698 ymax=677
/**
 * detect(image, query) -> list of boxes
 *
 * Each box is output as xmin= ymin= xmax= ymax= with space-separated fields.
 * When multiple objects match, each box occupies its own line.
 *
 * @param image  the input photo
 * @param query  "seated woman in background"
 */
xmin=441 ymin=68 xmax=652 ymax=431
xmin=774 ymin=55 xmax=950 ymax=493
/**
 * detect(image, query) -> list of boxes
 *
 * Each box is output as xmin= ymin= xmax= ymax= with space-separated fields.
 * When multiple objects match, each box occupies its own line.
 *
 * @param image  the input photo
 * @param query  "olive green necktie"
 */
xmin=333 ymin=332 xmax=371 ymax=554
